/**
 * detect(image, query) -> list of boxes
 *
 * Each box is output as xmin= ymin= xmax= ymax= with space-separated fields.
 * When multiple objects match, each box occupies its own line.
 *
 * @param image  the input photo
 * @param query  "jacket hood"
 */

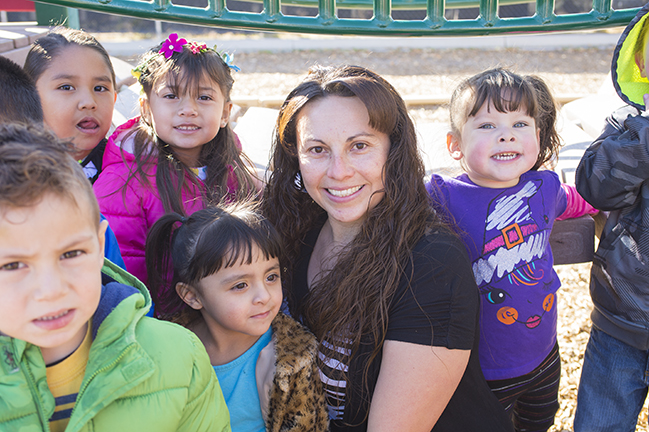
xmin=613 ymin=3 xmax=649 ymax=110
xmin=93 ymin=258 xmax=151 ymax=339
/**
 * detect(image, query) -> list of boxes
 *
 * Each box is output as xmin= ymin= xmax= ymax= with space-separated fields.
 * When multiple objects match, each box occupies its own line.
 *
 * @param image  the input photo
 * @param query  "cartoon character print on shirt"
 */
xmin=473 ymin=179 xmax=556 ymax=330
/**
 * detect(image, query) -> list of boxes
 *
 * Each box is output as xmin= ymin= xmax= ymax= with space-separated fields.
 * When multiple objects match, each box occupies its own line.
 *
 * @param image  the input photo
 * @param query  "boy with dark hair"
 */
xmin=0 ymin=123 xmax=230 ymax=432
xmin=575 ymin=4 xmax=649 ymax=431
xmin=0 ymin=56 xmax=43 ymax=123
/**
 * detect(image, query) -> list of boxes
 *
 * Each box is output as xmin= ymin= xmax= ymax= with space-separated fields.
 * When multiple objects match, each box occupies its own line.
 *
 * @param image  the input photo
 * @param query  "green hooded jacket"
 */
xmin=0 ymin=259 xmax=231 ymax=432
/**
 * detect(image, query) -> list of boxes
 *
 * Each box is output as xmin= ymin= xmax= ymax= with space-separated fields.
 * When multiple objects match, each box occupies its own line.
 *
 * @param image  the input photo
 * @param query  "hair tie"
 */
xmin=180 ymin=216 xmax=187 ymax=224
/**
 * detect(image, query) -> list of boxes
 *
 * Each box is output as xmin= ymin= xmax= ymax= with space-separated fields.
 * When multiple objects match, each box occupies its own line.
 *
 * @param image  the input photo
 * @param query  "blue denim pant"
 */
xmin=574 ymin=326 xmax=649 ymax=432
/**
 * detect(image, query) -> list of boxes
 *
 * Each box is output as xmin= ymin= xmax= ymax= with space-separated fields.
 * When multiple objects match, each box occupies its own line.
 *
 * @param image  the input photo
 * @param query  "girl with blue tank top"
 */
xmin=145 ymin=203 xmax=329 ymax=432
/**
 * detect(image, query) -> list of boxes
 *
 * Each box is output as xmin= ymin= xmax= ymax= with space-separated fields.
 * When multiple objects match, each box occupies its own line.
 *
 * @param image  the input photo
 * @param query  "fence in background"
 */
xmin=26 ymin=0 xmax=641 ymax=35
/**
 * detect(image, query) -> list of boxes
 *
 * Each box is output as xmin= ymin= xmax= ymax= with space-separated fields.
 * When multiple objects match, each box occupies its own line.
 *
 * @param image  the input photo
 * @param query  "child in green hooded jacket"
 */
xmin=0 ymin=123 xmax=230 ymax=432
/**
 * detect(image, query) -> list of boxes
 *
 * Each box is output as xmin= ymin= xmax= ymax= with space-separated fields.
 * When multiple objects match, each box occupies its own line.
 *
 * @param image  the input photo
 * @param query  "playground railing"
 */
xmin=29 ymin=0 xmax=640 ymax=36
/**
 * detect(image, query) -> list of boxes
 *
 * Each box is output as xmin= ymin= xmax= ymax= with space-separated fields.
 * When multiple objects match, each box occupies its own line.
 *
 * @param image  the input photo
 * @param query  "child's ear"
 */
xmin=447 ymin=133 xmax=463 ymax=161
xmin=636 ymin=51 xmax=647 ymax=78
xmin=97 ymin=219 xmax=108 ymax=262
xmin=176 ymin=283 xmax=203 ymax=310
xmin=220 ymin=101 xmax=233 ymax=128
xmin=139 ymin=95 xmax=152 ymax=123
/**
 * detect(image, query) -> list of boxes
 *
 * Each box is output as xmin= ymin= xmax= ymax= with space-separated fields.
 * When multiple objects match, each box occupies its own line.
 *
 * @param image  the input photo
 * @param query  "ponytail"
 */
xmin=145 ymin=212 xmax=189 ymax=319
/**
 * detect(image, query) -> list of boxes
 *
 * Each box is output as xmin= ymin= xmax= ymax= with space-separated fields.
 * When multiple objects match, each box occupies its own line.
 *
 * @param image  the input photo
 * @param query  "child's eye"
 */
xmin=266 ymin=273 xmax=280 ymax=283
xmin=57 ymin=84 xmax=74 ymax=91
xmin=94 ymin=85 xmax=110 ymax=92
xmin=61 ymin=250 xmax=84 ymax=260
xmin=0 ymin=262 xmax=25 ymax=271
xmin=198 ymin=95 xmax=213 ymax=101
xmin=478 ymin=123 xmax=494 ymax=129
xmin=162 ymin=93 xmax=177 ymax=100
xmin=232 ymin=282 xmax=248 ymax=291
xmin=514 ymin=121 xmax=529 ymax=128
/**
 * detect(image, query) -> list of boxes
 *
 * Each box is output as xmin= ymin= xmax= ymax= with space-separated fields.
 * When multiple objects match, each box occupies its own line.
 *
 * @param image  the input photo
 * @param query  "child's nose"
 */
xmin=499 ymin=130 xmax=516 ymax=142
xmin=178 ymin=99 xmax=198 ymax=116
xmin=33 ymin=267 xmax=67 ymax=301
xmin=253 ymin=284 xmax=272 ymax=304
xmin=78 ymin=90 xmax=97 ymax=111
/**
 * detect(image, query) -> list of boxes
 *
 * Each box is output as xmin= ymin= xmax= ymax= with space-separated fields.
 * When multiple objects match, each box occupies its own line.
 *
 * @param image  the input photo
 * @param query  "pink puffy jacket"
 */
xmin=93 ymin=117 xmax=238 ymax=286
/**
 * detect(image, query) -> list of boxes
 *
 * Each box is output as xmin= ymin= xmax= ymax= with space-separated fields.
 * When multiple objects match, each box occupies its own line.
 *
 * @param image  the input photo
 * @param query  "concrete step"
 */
xmin=0 ymin=23 xmax=48 ymax=65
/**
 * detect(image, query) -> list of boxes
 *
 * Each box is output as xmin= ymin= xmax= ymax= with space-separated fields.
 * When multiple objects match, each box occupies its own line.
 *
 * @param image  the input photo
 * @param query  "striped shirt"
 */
xmin=45 ymin=323 xmax=91 ymax=432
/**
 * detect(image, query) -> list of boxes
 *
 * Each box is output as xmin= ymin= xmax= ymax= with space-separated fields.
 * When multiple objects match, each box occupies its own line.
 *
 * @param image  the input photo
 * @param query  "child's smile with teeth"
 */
xmin=175 ymin=125 xmax=200 ymax=131
xmin=492 ymin=152 xmax=519 ymax=161
xmin=37 ymin=310 xmax=71 ymax=321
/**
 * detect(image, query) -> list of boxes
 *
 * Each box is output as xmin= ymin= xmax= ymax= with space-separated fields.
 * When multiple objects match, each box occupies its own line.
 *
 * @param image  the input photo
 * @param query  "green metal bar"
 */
xmin=154 ymin=0 xmax=172 ymax=11
xmin=263 ymin=0 xmax=281 ymax=22
xmin=32 ymin=0 xmax=639 ymax=36
xmin=373 ymin=0 xmax=391 ymax=27
xmin=34 ymin=2 xmax=79 ymax=27
xmin=426 ymin=0 xmax=445 ymax=28
xmin=479 ymin=0 xmax=498 ymax=26
xmin=535 ymin=0 xmax=554 ymax=24
xmin=318 ymin=0 xmax=336 ymax=24
xmin=269 ymin=0 xmax=532 ymax=11
xmin=592 ymin=0 xmax=612 ymax=19
xmin=208 ymin=0 xmax=226 ymax=18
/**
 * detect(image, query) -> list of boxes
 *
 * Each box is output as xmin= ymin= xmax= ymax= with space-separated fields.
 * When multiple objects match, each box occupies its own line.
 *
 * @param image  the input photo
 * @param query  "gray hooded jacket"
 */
xmin=576 ymin=2 xmax=649 ymax=350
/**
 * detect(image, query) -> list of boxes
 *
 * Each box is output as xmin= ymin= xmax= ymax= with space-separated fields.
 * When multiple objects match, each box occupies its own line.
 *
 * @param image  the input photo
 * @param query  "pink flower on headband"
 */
xmin=159 ymin=33 xmax=187 ymax=59
xmin=188 ymin=41 xmax=208 ymax=54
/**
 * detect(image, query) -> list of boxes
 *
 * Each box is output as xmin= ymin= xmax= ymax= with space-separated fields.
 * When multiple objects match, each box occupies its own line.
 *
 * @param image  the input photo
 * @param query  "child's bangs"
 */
xmin=163 ymin=65 xmax=204 ymax=100
xmin=190 ymin=215 xmax=282 ymax=281
xmin=162 ymin=53 xmax=232 ymax=100
xmin=470 ymin=83 xmax=536 ymax=118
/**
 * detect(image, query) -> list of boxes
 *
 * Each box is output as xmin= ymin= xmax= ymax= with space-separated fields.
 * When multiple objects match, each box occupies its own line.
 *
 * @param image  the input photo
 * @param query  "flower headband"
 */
xmin=132 ymin=33 xmax=240 ymax=82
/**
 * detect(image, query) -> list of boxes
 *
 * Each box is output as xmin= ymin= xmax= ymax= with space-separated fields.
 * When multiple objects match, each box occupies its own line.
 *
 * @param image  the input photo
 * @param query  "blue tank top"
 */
xmin=213 ymin=328 xmax=273 ymax=432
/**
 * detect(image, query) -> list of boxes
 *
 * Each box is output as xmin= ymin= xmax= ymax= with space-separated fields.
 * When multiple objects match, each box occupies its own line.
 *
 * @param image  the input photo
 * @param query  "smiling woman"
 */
xmin=263 ymin=65 xmax=515 ymax=432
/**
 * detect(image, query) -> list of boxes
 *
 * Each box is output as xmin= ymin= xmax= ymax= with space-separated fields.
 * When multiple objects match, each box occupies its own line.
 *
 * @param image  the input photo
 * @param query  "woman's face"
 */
xmin=296 ymin=95 xmax=390 ymax=231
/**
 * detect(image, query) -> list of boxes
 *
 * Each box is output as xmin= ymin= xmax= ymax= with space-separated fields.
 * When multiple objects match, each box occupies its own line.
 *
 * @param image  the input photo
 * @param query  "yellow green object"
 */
xmin=612 ymin=4 xmax=649 ymax=111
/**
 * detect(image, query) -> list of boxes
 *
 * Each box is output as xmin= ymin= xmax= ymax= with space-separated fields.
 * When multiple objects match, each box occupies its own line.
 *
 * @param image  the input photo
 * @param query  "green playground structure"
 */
xmin=30 ymin=0 xmax=641 ymax=36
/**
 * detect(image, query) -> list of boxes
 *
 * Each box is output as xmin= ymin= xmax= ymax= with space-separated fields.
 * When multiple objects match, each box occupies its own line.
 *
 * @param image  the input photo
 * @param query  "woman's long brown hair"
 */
xmin=263 ymin=65 xmax=449 ymax=417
